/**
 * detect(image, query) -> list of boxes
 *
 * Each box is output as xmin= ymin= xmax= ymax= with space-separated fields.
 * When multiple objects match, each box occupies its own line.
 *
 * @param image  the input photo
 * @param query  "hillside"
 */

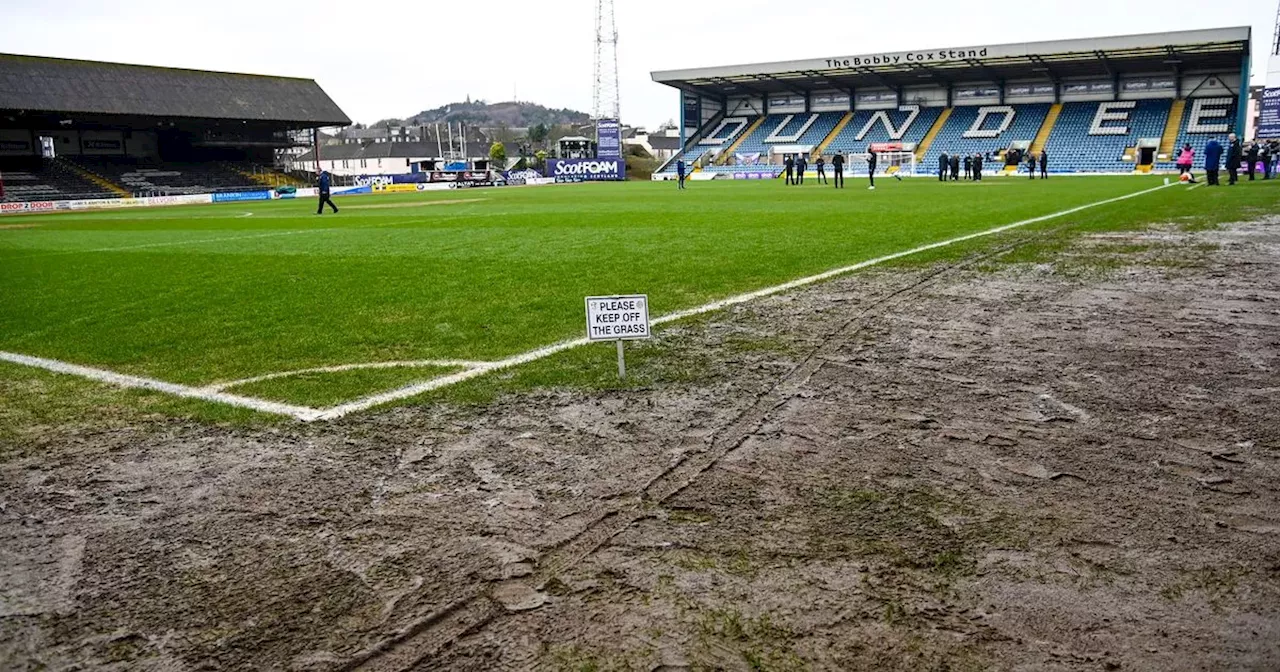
xmin=373 ymin=100 xmax=590 ymax=129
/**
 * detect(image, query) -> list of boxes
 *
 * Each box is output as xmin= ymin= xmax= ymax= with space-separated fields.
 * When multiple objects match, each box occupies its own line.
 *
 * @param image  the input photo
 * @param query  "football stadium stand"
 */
xmin=918 ymin=104 xmax=1051 ymax=174
xmin=1158 ymin=97 xmax=1238 ymax=171
xmin=1044 ymin=101 xmax=1172 ymax=173
xmin=651 ymin=27 xmax=1252 ymax=178
xmin=67 ymin=157 xmax=271 ymax=196
xmin=0 ymin=53 xmax=349 ymax=202
xmin=824 ymin=106 xmax=946 ymax=157
xmin=0 ymin=157 xmax=112 ymax=202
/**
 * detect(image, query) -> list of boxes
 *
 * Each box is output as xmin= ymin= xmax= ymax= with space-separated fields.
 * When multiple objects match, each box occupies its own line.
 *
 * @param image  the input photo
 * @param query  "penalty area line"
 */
xmin=315 ymin=181 xmax=1178 ymax=420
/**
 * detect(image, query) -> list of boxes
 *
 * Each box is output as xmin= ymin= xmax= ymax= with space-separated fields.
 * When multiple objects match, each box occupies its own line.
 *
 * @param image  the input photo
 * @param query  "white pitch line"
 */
xmin=204 ymin=359 xmax=490 ymax=392
xmin=0 ymin=351 xmax=322 ymax=421
xmin=314 ymin=182 xmax=1178 ymax=420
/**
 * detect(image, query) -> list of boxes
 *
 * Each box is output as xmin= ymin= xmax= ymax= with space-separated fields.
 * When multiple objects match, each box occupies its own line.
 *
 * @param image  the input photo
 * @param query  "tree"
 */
xmin=528 ymin=123 xmax=549 ymax=147
xmin=534 ymin=150 xmax=548 ymax=170
xmin=489 ymin=142 xmax=507 ymax=169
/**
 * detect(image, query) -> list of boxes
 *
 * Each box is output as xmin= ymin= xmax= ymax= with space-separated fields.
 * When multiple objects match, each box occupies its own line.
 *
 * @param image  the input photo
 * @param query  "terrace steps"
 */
xmin=914 ymin=108 xmax=952 ymax=161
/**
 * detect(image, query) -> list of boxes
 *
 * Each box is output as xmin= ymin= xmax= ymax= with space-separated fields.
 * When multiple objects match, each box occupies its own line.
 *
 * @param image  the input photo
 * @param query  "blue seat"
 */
xmin=1044 ymin=100 xmax=1170 ymax=173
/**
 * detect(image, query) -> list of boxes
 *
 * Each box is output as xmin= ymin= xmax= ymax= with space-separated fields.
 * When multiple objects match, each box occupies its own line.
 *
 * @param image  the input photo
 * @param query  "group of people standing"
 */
xmin=1177 ymin=134 xmax=1278 ymax=186
xmin=784 ymin=151 xmax=883 ymax=189
xmin=936 ymin=151 xmax=1026 ymax=181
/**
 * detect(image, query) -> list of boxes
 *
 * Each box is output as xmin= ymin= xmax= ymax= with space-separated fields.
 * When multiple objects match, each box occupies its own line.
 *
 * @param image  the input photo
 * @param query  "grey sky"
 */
xmin=2 ymin=0 xmax=1275 ymax=129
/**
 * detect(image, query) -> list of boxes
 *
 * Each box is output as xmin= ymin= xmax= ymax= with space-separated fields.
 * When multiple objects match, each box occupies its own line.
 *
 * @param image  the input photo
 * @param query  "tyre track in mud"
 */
xmin=339 ymin=228 xmax=1064 ymax=672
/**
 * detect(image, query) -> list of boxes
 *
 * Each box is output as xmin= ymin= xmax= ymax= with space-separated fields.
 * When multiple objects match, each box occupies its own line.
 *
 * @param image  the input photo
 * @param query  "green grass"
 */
xmin=1 ymin=177 xmax=1276 ymax=417
xmin=223 ymin=365 xmax=462 ymax=407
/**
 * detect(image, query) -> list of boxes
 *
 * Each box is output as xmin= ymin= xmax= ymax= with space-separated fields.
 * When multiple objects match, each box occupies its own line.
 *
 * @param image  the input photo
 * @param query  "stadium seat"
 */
xmin=0 ymin=158 xmax=110 ymax=202
xmin=1154 ymin=97 xmax=1237 ymax=172
xmin=69 ymin=157 xmax=263 ymax=196
xmin=824 ymin=106 xmax=944 ymax=156
xmin=1044 ymin=100 xmax=1171 ymax=173
xmin=658 ymin=116 xmax=760 ymax=173
xmin=732 ymin=113 xmax=843 ymax=155
xmin=920 ymin=104 xmax=1050 ymax=175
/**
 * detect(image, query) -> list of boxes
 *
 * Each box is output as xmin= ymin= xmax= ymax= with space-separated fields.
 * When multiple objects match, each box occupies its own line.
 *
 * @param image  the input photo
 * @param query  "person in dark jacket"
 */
xmin=949 ymin=153 xmax=960 ymax=181
xmin=867 ymin=147 xmax=878 ymax=190
xmin=972 ymin=153 xmax=983 ymax=181
xmin=815 ymin=155 xmax=828 ymax=185
xmin=1026 ymin=151 xmax=1037 ymax=179
xmin=316 ymin=170 xmax=338 ymax=215
xmin=963 ymin=155 xmax=972 ymax=180
xmin=676 ymin=159 xmax=686 ymax=190
xmin=1262 ymin=141 xmax=1273 ymax=180
xmin=1204 ymin=138 xmax=1223 ymax=186
xmin=832 ymin=152 xmax=845 ymax=189
xmin=784 ymin=154 xmax=795 ymax=186
xmin=797 ymin=155 xmax=808 ymax=185
xmin=1246 ymin=142 xmax=1260 ymax=181
xmin=1039 ymin=149 xmax=1048 ymax=179
xmin=1226 ymin=134 xmax=1242 ymax=185
xmin=939 ymin=152 xmax=949 ymax=181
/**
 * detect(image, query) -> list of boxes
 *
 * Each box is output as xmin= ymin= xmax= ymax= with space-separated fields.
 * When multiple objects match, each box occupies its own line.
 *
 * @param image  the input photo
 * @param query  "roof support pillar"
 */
xmin=804 ymin=91 xmax=811 ymax=113
xmin=849 ymin=87 xmax=856 ymax=112
xmin=946 ymin=84 xmax=953 ymax=108
xmin=999 ymin=80 xmax=1006 ymax=105
xmin=678 ymin=90 xmax=686 ymax=152
xmin=1237 ymin=52 xmax=1250 ymax=136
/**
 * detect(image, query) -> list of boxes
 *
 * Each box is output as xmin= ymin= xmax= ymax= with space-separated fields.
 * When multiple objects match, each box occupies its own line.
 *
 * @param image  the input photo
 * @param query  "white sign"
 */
xmin=585 ymin=295 xmax=651 ymax=341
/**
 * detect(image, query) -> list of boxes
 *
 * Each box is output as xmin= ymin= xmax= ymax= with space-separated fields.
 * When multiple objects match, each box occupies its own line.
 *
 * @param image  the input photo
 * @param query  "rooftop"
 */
xmin=652 ymin=27 xmax=1251 ymax=98
xmin=0 ymin=53 xmax=351 ymax=127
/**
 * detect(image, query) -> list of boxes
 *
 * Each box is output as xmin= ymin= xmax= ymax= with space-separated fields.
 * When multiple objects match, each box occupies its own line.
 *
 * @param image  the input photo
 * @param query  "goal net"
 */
xmin=845 ymin=150 xmax=917 ymax=177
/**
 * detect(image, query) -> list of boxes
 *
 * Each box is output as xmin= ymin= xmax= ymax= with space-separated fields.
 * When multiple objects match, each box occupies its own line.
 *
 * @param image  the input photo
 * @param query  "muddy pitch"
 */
xmin=2 ymin=219 xmax=1278 ymax=671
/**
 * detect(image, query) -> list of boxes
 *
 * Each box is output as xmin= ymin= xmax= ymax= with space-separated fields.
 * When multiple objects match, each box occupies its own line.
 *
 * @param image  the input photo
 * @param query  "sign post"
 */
xmin=585 ymin=295 xmax=651 ymax=379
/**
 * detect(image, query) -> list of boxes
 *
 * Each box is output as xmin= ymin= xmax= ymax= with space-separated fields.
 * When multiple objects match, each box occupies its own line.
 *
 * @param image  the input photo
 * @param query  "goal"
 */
xmin=846 ymin=150 xmax=917 ymax=177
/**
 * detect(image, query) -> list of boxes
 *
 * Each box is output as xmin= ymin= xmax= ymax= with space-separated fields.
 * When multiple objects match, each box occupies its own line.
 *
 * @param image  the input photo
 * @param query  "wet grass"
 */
xmin=4 ymin=178 xmax=1278 ymax=434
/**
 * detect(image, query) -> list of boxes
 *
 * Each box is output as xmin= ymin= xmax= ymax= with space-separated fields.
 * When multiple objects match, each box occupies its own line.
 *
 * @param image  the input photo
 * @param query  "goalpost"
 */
xmin=845 ymin=150 xmax=917 ymax=177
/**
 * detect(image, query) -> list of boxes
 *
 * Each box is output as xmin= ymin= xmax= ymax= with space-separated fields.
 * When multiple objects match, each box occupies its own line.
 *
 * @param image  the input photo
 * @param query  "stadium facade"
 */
xmin=650 ymin=28 xmax=1251 ymax=177
xmin=0 ymin=54 xmax=349 ymax=203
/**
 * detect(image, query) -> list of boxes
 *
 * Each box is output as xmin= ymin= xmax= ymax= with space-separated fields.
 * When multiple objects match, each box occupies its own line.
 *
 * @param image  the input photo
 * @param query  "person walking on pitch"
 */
xmin=832 ymin=152 xmax=845 ymax=189
xmin=815 ymin=155 xmax=828 ymax=184
xmin=316 ymin=170 xmax=338 ymax=215
xmin=1039 ymin=149 xmax=1048 ymax=179
xmin=867 ymin=147 xmax=877 ymax=190
xmin=676 ymin=159 xmax=686 ymax=190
